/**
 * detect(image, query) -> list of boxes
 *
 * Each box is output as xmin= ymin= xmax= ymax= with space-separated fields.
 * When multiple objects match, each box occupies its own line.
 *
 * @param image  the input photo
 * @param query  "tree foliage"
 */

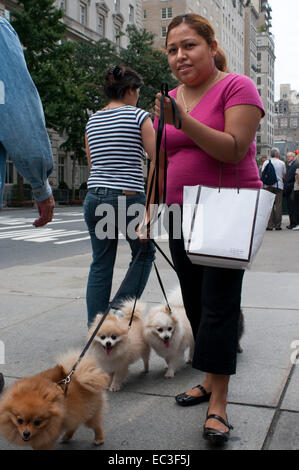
xmin=10 ymin=2 xmax=178 ymax=195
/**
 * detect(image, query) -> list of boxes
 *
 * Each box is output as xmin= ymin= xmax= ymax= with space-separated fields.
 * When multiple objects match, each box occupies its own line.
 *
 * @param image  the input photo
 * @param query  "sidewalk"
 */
xmin=0 ymin=216 xmax=298 ymax=451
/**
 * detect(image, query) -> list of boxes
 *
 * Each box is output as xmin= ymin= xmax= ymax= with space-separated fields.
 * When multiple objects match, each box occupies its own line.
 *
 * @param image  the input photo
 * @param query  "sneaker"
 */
xmin=275 ymin=227 xmax=282 ymax=231
xmin=292 ymin=225 xmax=299 ymax=230
xmin=266 ymin=227 xmax=273 ymax=231
xmin=0 ymin=373 xmax=4 ymax=393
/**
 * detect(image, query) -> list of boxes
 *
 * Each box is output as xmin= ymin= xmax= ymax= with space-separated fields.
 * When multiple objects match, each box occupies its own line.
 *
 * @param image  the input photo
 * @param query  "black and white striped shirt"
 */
xmin=86 ymin=106 xmax=150 ymax=192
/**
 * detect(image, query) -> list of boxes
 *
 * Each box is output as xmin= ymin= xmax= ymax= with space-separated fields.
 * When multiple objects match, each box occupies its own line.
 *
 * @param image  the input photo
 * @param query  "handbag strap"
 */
xmin=146 ymin=82 xmax=182 ymax=213
xmin=219 ymin=133 xmax=240 ymax=193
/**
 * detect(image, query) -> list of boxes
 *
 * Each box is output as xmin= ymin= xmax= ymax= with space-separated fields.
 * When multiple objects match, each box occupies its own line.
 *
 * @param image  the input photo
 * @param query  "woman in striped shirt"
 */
xmin=84 ymin=65 xmax=156 ymax=326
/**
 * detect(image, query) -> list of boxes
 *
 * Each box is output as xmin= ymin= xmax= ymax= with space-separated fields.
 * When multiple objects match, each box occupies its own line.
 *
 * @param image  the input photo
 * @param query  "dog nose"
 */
xmin=23 ymin=431 xmax=31 ymax=439
xmin=106 ymin=341 xmax=111 ymax=348
xmin=164 ymin=336 xmax=169 ymax=341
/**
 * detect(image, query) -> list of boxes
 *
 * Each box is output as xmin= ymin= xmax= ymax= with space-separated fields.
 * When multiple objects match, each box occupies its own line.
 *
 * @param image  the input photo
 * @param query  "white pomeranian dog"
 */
xmin=88 ymin=299 xmax=150 ymax=391
xmin=145 ymin=286 xmax=194 ymax=378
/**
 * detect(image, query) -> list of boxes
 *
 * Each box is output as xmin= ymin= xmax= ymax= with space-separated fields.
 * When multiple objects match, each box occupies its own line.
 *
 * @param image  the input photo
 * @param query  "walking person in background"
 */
xmin=84 ymin=65 xmax=156 ymax=327
xmin=0 ymin=18 xmax=55 ymax=392
xmin=284 ymin=151 xmax=298 ymax=229
xmin=261 ymin=147 xmax=286 ymax=230
xmin=140 ymin=13 xmax=264 ymax=444
xmin=292 ymin=151 xmax=299 ymax=230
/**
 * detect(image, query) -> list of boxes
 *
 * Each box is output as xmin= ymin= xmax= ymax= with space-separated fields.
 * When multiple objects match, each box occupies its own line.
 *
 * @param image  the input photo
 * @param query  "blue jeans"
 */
xmin=0 ymin=18 xmax=53 ymax=206
xmin=84 ymin=188 xmax=155 ymax=325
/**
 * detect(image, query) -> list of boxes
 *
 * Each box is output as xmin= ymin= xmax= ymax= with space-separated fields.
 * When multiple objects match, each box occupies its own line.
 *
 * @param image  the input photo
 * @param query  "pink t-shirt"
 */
xmin=154 ymin=74 xmax=265 ymax=205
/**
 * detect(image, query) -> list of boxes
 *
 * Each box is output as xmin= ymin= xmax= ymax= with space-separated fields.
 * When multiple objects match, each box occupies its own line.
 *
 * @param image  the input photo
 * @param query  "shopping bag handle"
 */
xmin=219 ymin=133 xmax=240 ymax=193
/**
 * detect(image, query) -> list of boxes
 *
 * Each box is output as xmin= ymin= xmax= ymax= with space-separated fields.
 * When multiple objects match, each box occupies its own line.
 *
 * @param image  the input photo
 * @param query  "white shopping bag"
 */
xmin=183 ymin=185 xmax=275 ymax=269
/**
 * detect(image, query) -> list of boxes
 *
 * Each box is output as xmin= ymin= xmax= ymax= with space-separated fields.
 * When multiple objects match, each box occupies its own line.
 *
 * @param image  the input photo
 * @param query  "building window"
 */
xmin=57 ymin=0 xmax=66 ymax=12
xmin=58 ymin=156 xmax=65 ymax=185
xmin=5 ymin=157 xmax=14 ymax=184
xmin=115 ymin=25 xmax=121 ymax=46
xmin=257 ymin=77 xmax=261 ymax=85
xmin=161 ymin=26 xmax=167 ymax=38
xmin=129 ymin=5 xmax=134 ymax=23
xmin=257 ymin=52 xmax=261 ymax=61
xmin=98 ymin=13 xmax=105 ymax=36
xmin=161 ymin=7 xmax=172 ymax=19
xmin=114 ymin=0 xmax=120 ymax=13
xmin=290 ymin=118 xmax=298 ymax=128
xmin=280 ymin=118 xmax=288 ymax=128
xmin=143 ymin=9 xmax=147 ymax=19
xmin=79 ymin=2 xmax=87 ymax=25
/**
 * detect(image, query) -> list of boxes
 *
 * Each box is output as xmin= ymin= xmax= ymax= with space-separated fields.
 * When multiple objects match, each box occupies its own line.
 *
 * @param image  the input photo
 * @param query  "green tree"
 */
xmin=10 ymin=0 xmax=75 ymax=201
xmin=57 ymin=39 xmax=119 ymax=199
xmin=11 ymin=0 xmax=75 ymax=129
xmin=119 ymin=26 xmax=178 ymax=111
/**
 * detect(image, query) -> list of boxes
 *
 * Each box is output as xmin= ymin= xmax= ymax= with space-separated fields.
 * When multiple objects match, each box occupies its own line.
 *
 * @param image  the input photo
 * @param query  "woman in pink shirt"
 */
xmin=149 ymin=14 xmax=264 ymax=444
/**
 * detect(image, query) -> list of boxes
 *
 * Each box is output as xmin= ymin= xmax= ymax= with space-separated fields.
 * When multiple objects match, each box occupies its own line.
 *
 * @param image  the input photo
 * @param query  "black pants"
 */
xmin=167 ymin=209 xmax=244 ymax=375
xmin=284 ymin=190 xmax=296 ymax=226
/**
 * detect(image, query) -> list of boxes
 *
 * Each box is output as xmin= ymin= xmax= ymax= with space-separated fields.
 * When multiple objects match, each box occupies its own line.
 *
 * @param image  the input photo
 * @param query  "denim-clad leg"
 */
xmin=84 ymin=188 xmax=155 ymax=325
xmin=112 ymin=194 xmax=155 ymax=309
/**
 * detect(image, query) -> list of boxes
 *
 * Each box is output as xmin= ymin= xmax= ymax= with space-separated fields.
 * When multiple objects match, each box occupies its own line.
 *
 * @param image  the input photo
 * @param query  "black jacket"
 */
xmin=284 ymin=160 xmax=298 ymax=195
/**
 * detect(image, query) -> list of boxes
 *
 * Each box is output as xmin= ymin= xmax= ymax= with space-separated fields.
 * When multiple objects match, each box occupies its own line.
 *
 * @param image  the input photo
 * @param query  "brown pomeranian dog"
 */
xmin=0 ymin=351 xmax=109 ymax=450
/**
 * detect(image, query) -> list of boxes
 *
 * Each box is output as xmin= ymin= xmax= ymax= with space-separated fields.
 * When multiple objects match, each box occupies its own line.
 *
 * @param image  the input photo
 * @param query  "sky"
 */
xmin=270 ymin=0 xmax=299 ymax=100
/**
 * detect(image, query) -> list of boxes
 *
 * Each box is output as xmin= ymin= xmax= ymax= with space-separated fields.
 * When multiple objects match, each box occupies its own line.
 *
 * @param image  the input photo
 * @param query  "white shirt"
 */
xmin=261 ymin=158 xmax=286 ymax=190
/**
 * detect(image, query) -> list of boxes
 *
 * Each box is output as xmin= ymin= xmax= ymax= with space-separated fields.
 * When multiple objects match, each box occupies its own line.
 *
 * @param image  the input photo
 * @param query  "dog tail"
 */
xmin=57 ymin=350 xmax=109 ymax=393
xmin=117 ymin=298 xmax=146 ymax=320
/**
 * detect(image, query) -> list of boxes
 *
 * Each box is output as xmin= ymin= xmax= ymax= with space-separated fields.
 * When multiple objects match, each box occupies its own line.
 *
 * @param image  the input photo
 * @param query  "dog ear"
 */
xmin=164 ymin=306 xmax=171 ymax=314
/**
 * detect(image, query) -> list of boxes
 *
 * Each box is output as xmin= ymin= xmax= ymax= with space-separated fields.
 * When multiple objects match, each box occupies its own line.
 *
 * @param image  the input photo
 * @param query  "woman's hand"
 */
xmin=154 ymin=92 xmax=185 ymax=125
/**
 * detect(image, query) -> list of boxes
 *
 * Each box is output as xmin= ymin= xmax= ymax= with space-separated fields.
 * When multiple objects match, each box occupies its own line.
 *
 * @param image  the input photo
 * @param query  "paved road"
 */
xmin=0 ymin=206 xmax=91 ymax=268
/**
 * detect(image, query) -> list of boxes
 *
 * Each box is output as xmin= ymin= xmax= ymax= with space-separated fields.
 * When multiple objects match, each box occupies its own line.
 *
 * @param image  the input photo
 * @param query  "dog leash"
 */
xmin=58 ymin=245 xmax=144 ymax=396
xmin=59 ymin=83 xmax=181 ymax=396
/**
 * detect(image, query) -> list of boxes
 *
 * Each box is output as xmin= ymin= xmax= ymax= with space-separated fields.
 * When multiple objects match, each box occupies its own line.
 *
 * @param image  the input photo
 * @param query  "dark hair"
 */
xmin=166 ymin=14 xmax=228 ymax=72
xmin=104 ymin=65 xmax=144 ymax=100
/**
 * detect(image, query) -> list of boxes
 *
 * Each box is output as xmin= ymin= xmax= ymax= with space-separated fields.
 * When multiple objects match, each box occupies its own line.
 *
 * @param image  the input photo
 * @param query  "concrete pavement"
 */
xmin=0 ymin=215 xmax=299 ymax=451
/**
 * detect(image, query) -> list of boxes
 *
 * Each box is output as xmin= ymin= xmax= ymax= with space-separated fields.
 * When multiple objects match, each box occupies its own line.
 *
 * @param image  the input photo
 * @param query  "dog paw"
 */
xmin=93 ymin=439 xmax=104 ymax=446
xmin=109 ymin=384 xmax=121 ymax=392
xmin=164 ymin=370 xmax=174 ymax=378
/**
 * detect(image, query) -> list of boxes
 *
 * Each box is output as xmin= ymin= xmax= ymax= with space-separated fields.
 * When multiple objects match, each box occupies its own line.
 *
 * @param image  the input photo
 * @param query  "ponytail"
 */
xmin=214 ymin=46 xmax=228 ymax=72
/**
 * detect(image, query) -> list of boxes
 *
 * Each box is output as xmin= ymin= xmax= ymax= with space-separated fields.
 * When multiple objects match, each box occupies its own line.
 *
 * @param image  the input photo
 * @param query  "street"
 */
xmin=0 ymin=206 xmax=91 ymax=268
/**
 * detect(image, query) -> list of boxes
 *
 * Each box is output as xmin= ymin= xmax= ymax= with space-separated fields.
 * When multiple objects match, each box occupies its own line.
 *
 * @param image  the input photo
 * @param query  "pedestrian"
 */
xmin=292 ymin=151 xmax=299 ymax=230
xmin=84 ymin=65 xmax=156 ymax=327
xmin=140 ymin=13 xmax=264 ymax=444
xmin=258 ymin=156 xmax=267 ymax=176
xmin=284 ymin=152 xmax=298 ymax=229
xmin=261 ymin=148 xmax=286 ymax=230
xmin=0 ymin=18 xmax=55 ymax=392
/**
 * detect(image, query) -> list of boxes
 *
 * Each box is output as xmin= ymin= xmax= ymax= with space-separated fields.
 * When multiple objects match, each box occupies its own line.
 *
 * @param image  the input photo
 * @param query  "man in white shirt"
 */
xmin=261 ymin=147 xmax=286 ymax=230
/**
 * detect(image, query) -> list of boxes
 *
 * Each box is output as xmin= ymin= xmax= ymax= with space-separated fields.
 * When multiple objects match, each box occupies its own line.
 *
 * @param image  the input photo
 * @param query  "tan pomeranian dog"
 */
xmin=88 ymin=299 xmax=150 ymax=392
xmin=0 ymin=351 xmax=109 ymax=450
xmin=145 ymin=287 xmax=194 ymax=378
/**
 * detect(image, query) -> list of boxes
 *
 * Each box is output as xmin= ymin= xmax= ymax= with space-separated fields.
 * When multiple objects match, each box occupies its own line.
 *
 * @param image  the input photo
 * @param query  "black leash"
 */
xmin=59 ymin=82 xmax=181 ymax=395
xmin=58 ymin=246 xmax=144 ymax=396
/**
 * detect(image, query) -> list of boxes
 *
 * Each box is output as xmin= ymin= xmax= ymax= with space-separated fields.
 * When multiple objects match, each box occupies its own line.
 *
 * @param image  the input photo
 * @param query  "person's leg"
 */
xmin=84 ymin=190 xmax=118 ymax=326
xmin=195 ymin=266 xmax=244 ymax=433
xmin=0 ymin=372 xmax=4 ymax=393
xmin=293 ymin=191 xmax=299 ymax=226
xmin=111 ymin=193 xmax=155 ymax=308
xmin=275 ymin=189 xmax=283 ymax=229
xmin=266 ymin=187 xmax=276 ymax=229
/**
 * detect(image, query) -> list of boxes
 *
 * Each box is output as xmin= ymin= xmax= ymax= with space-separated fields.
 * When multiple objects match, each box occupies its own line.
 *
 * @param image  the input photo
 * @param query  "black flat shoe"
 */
xmin=203 ymin=413 xmax=233 ymax=445
xmin=175 ymin=384 xmax=211 ymax=407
